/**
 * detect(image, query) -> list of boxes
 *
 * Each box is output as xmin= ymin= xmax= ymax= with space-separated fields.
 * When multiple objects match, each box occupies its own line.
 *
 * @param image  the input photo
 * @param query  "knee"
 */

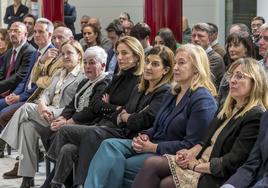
xmin=60 ymin=144 xmax=78 ymax=155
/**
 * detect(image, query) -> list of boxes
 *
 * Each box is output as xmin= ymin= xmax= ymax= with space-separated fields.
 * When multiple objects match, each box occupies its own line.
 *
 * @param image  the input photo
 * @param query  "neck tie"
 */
xmin=6 ymin=49 xmax=17 ymax=79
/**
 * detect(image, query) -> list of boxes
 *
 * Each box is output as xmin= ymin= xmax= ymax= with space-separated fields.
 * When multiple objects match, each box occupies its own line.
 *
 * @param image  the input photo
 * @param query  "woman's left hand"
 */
xmin=102 ymin=93 xmax=110 ymax=103
xmin=141 ymin=140 xmax=158 ymax=153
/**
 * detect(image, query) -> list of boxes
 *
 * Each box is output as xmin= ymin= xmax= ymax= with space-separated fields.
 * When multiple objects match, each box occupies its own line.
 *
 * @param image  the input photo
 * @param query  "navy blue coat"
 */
xmin=145 ymin=87 xmax=217 ymax=155
xmin=224 ymin=110 xmax=268 ymax=188
xmin=4 ymin=4 xmax=29 ymax=28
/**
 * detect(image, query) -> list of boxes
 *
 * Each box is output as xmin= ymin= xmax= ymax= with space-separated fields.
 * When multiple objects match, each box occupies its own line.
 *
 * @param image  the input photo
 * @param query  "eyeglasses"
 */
xmin=226 ymin=72 xmax=250 ymax=81
xmin=8 ymin=29 xmax=22 ymax=34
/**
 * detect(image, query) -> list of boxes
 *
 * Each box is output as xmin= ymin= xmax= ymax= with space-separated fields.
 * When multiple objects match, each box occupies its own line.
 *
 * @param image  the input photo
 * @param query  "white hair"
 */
xmin=84 ymin=46 xmax=107 ymax=65
xmin=36 ymin=17 xmax=54 ymax=33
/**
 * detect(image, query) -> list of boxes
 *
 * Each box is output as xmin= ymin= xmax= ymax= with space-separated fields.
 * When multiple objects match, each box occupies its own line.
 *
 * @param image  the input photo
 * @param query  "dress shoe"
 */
xmin=2 ymin=162 xmax=21 ymax=179
xmin=40 ymin=168 xmax=55 ymax=188
xmin=20 ymin=177 xmax=34 ymax=188
xmin=0 ymin=151 xmax=4 ymax=158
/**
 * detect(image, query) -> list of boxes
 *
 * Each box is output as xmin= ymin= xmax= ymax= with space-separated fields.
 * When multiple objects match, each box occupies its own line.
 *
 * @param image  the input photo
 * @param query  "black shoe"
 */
xmin=0 ymin=151 xmax=4 ymax=158
xmin=20 ymin=177 xmax=34 ymax=188
xmin=40 ymin=168 xmax=55 ymax=188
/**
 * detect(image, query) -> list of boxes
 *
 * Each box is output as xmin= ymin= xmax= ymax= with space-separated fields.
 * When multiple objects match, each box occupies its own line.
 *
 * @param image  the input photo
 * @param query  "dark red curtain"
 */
xmin=144 ymin=0 xmax=182 ymax=43
xmin=42 ymin=0 xmax=64 ymax=22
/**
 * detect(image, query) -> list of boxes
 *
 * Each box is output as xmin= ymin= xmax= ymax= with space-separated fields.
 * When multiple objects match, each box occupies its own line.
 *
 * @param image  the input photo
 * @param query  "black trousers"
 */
xmin=47 ymin=124 xmax=125 ymax=186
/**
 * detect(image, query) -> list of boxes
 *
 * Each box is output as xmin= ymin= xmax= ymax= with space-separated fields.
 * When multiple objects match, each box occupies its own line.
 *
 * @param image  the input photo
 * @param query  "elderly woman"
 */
xmin=40 ymin=45 xmax=111 ymax=188
xmin=218 ymin=33 xmax=255 ymax=106
xmin=132 ymin=58 xmax=268 ymax=188
xmin=46 ymin=36 xmax=148 ymax=187
xmin=0 ymin=40 xmax=85 ymax=188
xmin=84 ymin=44 xmax=218 ymax=188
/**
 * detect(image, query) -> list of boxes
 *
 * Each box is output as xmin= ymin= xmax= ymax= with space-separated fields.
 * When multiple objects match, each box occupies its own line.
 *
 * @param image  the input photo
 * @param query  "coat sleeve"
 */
xmin=210 ymin=108 xmax=263 ymax=178
xmin=125 ymin=86 xmax=169 ymax=132
xmin=156 ymin=90 xmax=217 ymax=155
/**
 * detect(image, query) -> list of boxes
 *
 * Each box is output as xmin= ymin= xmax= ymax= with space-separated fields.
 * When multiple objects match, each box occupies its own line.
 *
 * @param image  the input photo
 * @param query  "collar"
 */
xmin=13 ymin=40 xmax=26 ymax=54
xmin=39 ymin=43 xmax=52 ymax=56
xmin=205 ymin=46 xmax=213 ymax=53
xmin=69 ymin=63 xmax=82 ymax=77
xmin=210 ymin=39 xmax=218 ymax=47
xmin=27 ymin=35 xmax=34 ymax=42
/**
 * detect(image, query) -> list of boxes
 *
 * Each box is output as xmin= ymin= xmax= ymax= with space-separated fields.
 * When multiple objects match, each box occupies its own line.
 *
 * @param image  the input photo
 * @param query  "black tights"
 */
xmin=132 ymin=155 xmax=176 ymax=188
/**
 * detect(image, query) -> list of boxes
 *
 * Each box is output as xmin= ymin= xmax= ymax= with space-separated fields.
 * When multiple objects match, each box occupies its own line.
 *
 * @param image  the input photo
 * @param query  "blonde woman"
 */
xmin=0 ymin=40 xmax=85 ymax=188
xmin=84 ymin=44 xmax=218 ymax=188
xmin=133 ymin=57 xmax=268 ymax=188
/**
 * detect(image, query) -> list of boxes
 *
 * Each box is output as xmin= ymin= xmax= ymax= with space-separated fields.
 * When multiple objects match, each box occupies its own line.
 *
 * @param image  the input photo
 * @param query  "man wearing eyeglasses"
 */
xmin=0 ymin=21 xmax=35 ymax=97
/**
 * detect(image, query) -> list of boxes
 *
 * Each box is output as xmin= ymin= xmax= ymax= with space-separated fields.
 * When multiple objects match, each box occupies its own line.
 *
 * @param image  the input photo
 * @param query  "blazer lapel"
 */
xmin=59 ymin=73 xmax=77 ymax=98
xmin=167 ymin=90 xmax=192 ymax=122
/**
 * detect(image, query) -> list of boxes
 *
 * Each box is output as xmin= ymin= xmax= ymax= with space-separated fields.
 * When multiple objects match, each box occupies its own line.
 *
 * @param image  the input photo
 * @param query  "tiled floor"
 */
xmin=0 ymin=150 xmax=46 ymax=188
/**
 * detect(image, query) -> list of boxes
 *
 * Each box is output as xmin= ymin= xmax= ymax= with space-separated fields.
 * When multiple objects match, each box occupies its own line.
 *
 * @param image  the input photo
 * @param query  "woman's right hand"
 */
xmin=132 ymin=133 xmax=149 ymax=153
xmin=175 ymin=149 xmax=197 ymax=169
xmin=102 ymin=93 xmax=110 ymax=103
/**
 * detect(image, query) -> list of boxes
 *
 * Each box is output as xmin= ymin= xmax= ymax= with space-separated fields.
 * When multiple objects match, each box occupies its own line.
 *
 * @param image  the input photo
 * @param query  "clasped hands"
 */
xmin=131 ymin=133 xmax=158 ymax=153
xmin=175 ymin=149 xmax=199 ymax=171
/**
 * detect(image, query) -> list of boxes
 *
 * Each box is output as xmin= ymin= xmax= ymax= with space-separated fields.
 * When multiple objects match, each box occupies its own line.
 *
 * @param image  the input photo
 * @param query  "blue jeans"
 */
xmin=84 ymin=138 xmax=152 ymax=188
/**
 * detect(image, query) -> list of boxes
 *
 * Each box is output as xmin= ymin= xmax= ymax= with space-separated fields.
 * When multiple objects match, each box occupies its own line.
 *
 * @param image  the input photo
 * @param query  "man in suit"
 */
xmin=105 ymin=20 xmax=124 ymax=74
xmin=0 ymin=18 xmax=55 ymax=187
xmin=222 ymin=111 xmax=268 ymax=188
xmin=4 ymin=0 xmax=29 ymax=28
xmin=23 ymin=13 xmax=38 ymax=49
xmin=0 ymin=21 xmax=35 ymax=96
xmin=207 ymin=22 xmax=226 ymax=58
xmin=192 ymin=23 xmax=225 ymax=91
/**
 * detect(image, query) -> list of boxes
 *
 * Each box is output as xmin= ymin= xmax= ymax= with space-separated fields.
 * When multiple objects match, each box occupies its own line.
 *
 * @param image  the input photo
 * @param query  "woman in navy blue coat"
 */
xmin=133 ymin=58 xmax=268 ymax=188
xmin=84 ymin=44 xmax=218 ymax=188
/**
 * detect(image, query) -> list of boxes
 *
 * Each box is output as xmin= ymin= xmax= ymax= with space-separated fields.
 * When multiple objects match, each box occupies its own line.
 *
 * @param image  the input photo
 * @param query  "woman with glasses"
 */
xmin=84 ymin=44 xmax=218 ymax=188
xmin=132 ymin=57 xmax=268 ymax=188
xmin=218 ymin=33 xmax=255 ymax=107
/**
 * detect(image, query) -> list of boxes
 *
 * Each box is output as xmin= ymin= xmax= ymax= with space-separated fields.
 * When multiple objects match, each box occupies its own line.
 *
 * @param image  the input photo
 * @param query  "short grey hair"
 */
xmin=84 ymin=46 xmax=107 ymax=65
xmin=36 ymin=18 xmax=54 ymax=33
xmin=260 ymin=23 xmax=268 ymax=33
xmin=192 ymin=23 xmax=213 ymax=36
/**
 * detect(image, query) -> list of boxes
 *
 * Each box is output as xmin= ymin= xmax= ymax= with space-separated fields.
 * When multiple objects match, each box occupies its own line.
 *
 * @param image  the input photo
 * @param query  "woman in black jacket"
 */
xmin=132 ymin=58 xmax=268 ymax=188
xmin=45 ymin=37 xmax=174 ymax=188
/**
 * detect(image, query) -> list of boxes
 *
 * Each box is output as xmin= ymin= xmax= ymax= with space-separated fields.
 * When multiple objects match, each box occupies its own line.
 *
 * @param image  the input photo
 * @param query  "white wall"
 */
xmin=183 ymin=0 xmax=225 ymax=45
xmin=68 ymin=0 xmax=143 ymax=34
xmin=257 ymin=0 xmax=268 ymax=21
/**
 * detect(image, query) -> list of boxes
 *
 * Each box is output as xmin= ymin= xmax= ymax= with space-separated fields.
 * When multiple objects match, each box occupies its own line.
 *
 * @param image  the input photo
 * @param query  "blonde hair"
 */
xmin=115 ymin=36 xmax=144 ymax=76
xmin=218 ymin=58 xmax=268 ymax=119
xmin=138 ymin=46 xmax=174 ymax=93
xmin=61 ymin=40 xmax=84 ymax=72
xmin=172 ymin=44 xmax=217 ymax=96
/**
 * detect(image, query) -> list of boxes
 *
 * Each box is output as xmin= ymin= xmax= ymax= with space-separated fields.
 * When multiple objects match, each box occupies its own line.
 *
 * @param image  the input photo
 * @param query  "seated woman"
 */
xmin=39 ymin=45 xmax=111 ymax=187
xmin=218 ymin=33 xmax=255 ymax=107
xmin=0 ymin=40 xmax=85 ymax=188
xmin=80 ymin=24 xmax=101 ymax=51
xmin=46 ymin=44 xmax=174 ymax=188
xmin=132 ymin=57 xmax=268 ymax=188
xmin=154 ymin=27 xmax=179 ymax=53
xmin=84 ymin=44 xmax=218 ymax=188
